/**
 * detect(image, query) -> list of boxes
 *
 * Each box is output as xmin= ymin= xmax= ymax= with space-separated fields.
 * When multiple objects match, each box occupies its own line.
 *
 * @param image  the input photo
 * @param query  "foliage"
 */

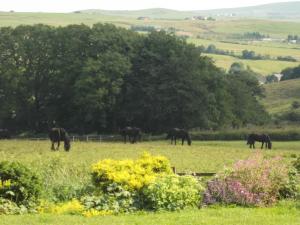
xmin=0 ymin=161 xmax=42 ymax=206
xmin=293 ymin=155 xmax=300 ymax=172
xmin=142 ymin=175 xmax=203 ymax=211
xmin=38 ymin=199 xmax=84 ymax=215
xmin=0 ymin=198 xmax=28 ymax=215
xmin=80 ymin=187 xmax=136 ymax=213
xmin=0 ymin=24 xmax=270 ymax=133
xmin=203 ymin=152 xmax=294 ymax=206
xmin=91 ymin=152 xmax=172 ymax=191
xmin=82 ymin=209 xmax=113 ymax=217
xmin=281 ymin=65 xmax=300 ymax=81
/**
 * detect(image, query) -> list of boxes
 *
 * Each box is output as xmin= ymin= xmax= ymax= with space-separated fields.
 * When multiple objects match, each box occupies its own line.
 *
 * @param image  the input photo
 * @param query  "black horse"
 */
xmin=0 ymin=129 xmax=10 ymax=139
xmin=166 ymin=128 xmax=191 ymax=146
xmin=247 ymin=133 xmax=272 ymax=149
xmin=49 ymin=128 xmax=71 ymax=151
xmin=120 ymin=127 xmax=142 ymax=144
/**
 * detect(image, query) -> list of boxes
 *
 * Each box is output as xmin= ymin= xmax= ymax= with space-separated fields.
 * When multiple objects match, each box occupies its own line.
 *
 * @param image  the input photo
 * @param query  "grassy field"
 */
xmin=0 ymin=140 xmax=299 ymax=225
xmin=1 ymin=12 xmax=300 ymax=38
xmin=1 ymin=12 xmax=300 ymax=75
xmin=202 ymin=53 xmax=299 ymax=76
xmin=261 ymin=78 xmax=300 ymax=114
xmin=1 ymin=202 xmax=299 ymax=225
xmin=1 ymin=140 xmax=299 ymax=173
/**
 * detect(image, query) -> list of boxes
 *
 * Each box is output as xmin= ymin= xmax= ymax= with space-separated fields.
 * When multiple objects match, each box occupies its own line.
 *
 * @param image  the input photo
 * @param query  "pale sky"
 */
xmin=0 ymin=0 xmax=296 ymax=12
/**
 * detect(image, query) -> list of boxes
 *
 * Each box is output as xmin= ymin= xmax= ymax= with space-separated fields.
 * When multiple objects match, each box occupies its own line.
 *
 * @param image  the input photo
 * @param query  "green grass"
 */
xmin=190 ymin=38 xmax=300 ymax=60
xmin=0 ymin=140 xmax=299 ymax=173
xmin=261 ymin=78 xmax=300 ymax=114
xmin=1 ymin=203 xmax=299 ymax=225
xmin=202 ymin=53 xmax=299 ymax=76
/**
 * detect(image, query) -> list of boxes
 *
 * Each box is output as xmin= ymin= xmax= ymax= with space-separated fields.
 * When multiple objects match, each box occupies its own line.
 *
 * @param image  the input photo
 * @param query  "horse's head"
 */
xmin=268 ymin=141 xmax=272 ymax=149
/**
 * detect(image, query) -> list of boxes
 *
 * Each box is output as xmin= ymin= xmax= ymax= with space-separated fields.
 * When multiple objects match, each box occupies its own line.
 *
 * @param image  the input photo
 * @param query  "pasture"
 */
xmin=0 ymin=140 xmax=299 ymax=224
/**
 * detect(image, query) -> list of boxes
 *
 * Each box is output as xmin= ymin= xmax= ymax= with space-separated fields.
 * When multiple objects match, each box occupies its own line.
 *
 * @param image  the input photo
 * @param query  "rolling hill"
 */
xmin=261 ymin=78 xmax=300 ymax=114
xmin=78 ymin=2 xmax=300 ymax=20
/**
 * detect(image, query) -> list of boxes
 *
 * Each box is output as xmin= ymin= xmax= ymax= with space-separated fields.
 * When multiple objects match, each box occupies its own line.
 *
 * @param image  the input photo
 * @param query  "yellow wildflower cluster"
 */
xmin=0 ymin=179 xmax=11 ymax=189
xmin=92 ymin=152 xmax=172 ymax=190
xmin=82 ymin=209 xmax=113 ymax=217
xmin=38 ymin=199 xmax=84 ymax=215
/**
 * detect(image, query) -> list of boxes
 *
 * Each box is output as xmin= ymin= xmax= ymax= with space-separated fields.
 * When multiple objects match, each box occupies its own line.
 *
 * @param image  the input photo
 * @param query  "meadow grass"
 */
xmin=0 ymin=202 xmax=299 ymax=225
xmin=189 ymin=38 xmax=300 ymax=60
xmin=201 ymin=53 xmax=299 ymax=76
xmin=261 ymin=78 xmax=300 ymax=114
xmin=0 ymin=140 xmax=299 ymax=173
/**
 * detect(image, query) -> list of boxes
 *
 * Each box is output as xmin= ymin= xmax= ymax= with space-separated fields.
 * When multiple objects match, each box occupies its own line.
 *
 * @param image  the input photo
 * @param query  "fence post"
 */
xmin=86 ymin=135 xmax=89 ymax=142
xmin=99 ymin=135 xmax=102 ymax=142
xmin=72 ymin=136 xmax=75 ymax=142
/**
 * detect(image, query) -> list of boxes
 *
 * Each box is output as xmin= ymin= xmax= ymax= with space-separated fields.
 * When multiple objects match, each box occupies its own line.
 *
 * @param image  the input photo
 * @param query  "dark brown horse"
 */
xmin=120 ymin=127 xmax=142 ymax=144
xmin=247 ymin=133 xmax=272 ymax=149
xmin=0 ymin=129 xmax=10 ymax=139
xmin=49 ymin=128 xmax=71 ymax=151
xmin=166 ymin=128 xmax=191 ymax=146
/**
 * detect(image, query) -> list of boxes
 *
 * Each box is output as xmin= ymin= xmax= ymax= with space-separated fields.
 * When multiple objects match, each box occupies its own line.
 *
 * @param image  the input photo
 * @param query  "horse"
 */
xmin=49 ymin=128 xmax=71 ymax=151
xmin=0 ymin=129 xmax=10 ymax=139
xmin=120 ymin=127 xmax=142 ymax=144
xmin=247 ymin=133 xmax=272 ymax=149
xmin=166 ymin=128 xmax=191 ymax=146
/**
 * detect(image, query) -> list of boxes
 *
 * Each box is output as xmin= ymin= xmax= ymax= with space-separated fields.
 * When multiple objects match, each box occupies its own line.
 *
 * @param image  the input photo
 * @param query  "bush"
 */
xmin=81 ymin=184 xmax=137 ymax=213
xmin=203 ymin=152 xmax=293 ymax=206
xmin=293 ymin=156 xmax=300 ymax=172
xmin=0 ymin=161 xmax=42 ymax=206
xmin=91 ymin=152 xmax=172 ymax=191
xmin=0 ymin=198 xmax=27 ymax=215
xmin=142 ymin=175 xmax=203 ymax=211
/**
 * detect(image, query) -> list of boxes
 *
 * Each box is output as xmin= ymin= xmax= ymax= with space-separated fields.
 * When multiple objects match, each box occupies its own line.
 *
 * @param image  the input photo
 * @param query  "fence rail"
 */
xmin=10 ymin=134 xmax=161 ymax=142
xmin=172 ymin=167 xmax=216 ymax=177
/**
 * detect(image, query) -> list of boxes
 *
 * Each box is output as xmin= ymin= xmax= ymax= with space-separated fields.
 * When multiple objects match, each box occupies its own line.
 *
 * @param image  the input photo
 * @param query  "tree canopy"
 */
xmin=0 ymin=24 xmax=269 ymax=133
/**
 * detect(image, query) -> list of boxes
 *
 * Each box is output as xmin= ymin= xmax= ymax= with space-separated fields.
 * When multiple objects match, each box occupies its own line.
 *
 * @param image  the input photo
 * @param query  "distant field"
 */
xmin=189 ymin=38 xmax=300 ymax=60
xmin=1 ymin=12 xmax=300 ymax=38
xmin=202 ymin=54 xmax=299 ymax=76
xmin=261 ymin=78 xmax=300 ymax=114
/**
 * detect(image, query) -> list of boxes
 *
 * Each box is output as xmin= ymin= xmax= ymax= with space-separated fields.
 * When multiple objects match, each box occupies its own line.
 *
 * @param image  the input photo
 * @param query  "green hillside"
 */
xmin=262 ymin=78 xmax=300 ymax=114
xmin=203 ymin=54 xmax=299 ymax=76
xmin=79 ymin=2 xmax=300 ymax=20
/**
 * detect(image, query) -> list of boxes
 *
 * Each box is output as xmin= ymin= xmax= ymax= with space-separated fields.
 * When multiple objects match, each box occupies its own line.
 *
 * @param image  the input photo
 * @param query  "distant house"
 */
xmin=273 ymin=73 xmax=283 ymax=81
xmin=137 ymin=17 xmax=150 ymax=21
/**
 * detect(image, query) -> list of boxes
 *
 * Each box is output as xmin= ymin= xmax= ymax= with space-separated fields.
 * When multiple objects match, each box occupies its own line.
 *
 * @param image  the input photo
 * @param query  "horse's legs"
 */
xmin=56 ymin=141 xmax=60 ymax=150
xmin=51 ymin=142 xmax=55 ymax=150
xmin=182 ymin=138 xmax=184 ymax=145
xmin=174 ymin=137 xmax=177 ymax=145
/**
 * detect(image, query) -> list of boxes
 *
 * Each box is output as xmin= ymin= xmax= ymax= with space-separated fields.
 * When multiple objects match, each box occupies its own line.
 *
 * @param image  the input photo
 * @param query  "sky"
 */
xmin=0 ymin=0 xmax=296 ymax=12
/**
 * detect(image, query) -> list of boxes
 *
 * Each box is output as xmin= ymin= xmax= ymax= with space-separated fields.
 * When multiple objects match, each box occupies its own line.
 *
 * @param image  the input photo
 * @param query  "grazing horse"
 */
xmin=247 ymin=133 xmax=272 ymax=149
xmin=49 ymin=128 xmax=71 ymax=151
xmin=120 ymin=127 xmax=142 ymax=144
xmin=166 ymin=128 xmax=191 ymax=146
xmin=0 ymin=129 xmax=10 ymax=139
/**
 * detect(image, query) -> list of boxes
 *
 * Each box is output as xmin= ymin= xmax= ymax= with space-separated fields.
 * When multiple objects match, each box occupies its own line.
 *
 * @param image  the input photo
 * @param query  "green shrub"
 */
xmin=91 ymin=152 xmax=172 ymax=191
xmin=293 ymin=156 xmax=300 ymax=172
xmin=142 ymin=175 xmax=203 ymax=211
xmin=203 ymin=152 xmax=294 ymax=206
xmin=0 ymin=198 xmax=27 ymax=215
xmin=0 ymin=161 xmax=42 ymax=206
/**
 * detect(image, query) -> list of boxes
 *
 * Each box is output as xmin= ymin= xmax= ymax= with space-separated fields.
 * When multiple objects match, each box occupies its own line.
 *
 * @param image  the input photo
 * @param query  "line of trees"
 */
xmin=0 ymin=24 xmax=269 ymax=134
